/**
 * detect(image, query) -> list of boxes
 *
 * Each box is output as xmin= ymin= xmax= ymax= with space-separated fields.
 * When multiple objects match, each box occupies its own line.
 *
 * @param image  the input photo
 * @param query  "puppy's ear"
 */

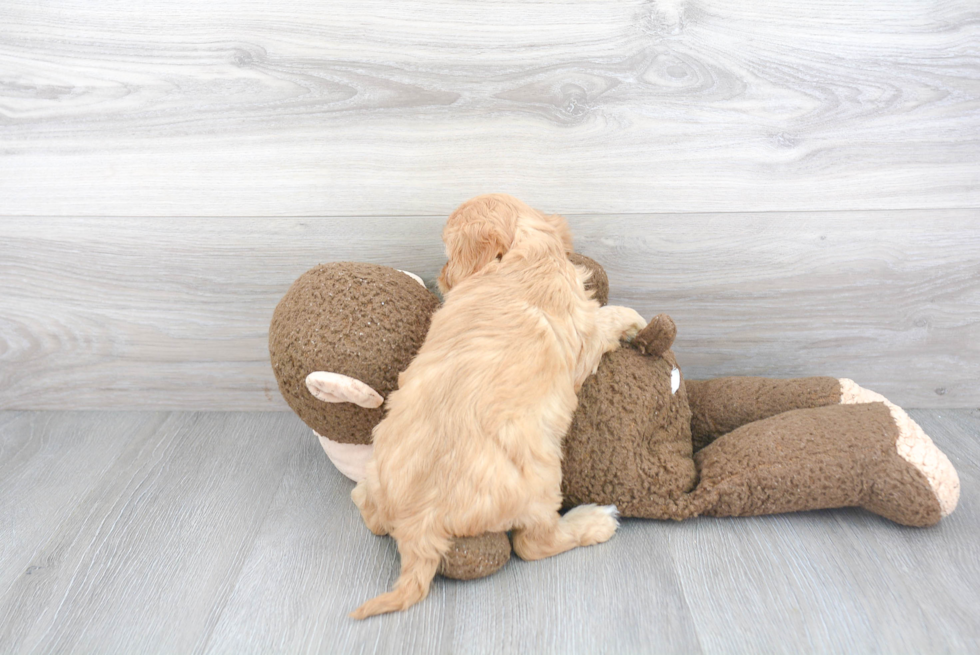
xmin=438 ymin=218 xmax=513 ymax=293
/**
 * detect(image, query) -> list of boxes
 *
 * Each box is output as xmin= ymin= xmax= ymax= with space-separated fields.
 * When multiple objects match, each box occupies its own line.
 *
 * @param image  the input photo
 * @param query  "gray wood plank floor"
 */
xmin=1 ymin=410 xmax=977 ymax=654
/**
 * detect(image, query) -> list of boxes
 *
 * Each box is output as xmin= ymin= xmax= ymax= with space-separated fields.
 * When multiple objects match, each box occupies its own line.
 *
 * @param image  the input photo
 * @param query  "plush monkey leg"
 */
xmin=686 ymin=377 xmax=842 ymax=451
xmin=683 ymin=400 xmax=959 ymax=527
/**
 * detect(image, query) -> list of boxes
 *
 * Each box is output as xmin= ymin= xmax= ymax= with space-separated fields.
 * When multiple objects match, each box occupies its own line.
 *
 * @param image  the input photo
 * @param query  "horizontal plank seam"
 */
xmin=2 ymin=207 xmax=979 ymax=220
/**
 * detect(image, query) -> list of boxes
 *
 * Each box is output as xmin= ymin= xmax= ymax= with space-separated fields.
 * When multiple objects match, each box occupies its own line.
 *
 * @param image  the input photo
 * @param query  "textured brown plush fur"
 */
xmin=561 ymin=347 xmax=696 ymax=518
xmin=633 ymin=313 xmax=677 ymax=358
xmin=436 ymin=533 xmax=512 ymax=580
xmin=687 ymin=376 xmax=843 ymax=451
xmin=569 ymin=252 xmax=609 ymax=307
xmin=269 ymin=263 xmax=439 ymax=444
xmin=693 ymin=402 xmax=942 ymax=526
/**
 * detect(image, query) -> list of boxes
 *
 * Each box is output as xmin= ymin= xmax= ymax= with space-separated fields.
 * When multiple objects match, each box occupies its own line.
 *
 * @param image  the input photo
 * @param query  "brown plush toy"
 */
xmin=269 ymin=257 xmax=960 ymax=580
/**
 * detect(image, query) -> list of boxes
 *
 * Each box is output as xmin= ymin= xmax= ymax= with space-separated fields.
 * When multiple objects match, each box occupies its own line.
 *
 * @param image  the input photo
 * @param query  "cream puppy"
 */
xmin=350 ymin=194 xmax=647 ymax=619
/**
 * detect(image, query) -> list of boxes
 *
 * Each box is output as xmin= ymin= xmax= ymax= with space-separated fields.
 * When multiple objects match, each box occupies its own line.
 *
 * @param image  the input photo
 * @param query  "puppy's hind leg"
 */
xmin=512 ymin=504 xmax=619 ymax=561
xmin=352 ymin=481 xmax=388 ymax=536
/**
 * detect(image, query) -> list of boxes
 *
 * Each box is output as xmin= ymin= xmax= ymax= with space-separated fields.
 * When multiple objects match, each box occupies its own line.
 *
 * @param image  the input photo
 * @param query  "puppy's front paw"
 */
xmin=596 ymin=306 xmax=648 ymax=355
xmin=619 ymin=308 xmax=648 ymax=341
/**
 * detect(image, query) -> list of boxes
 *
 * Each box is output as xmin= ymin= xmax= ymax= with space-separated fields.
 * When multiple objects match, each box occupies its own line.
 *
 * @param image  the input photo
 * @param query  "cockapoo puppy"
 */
xmin=350 ymin=194 xmax=647 ymax=618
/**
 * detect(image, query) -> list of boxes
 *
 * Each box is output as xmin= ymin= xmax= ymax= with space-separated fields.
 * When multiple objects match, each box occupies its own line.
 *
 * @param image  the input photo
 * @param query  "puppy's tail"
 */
xmin=350 ymin=528 xmax=448 ymax=620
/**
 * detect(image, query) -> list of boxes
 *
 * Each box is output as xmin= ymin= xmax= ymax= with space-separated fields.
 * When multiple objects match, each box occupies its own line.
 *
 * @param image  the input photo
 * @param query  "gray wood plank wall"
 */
xmin=1 ymin=1 xmax=978 ymax=409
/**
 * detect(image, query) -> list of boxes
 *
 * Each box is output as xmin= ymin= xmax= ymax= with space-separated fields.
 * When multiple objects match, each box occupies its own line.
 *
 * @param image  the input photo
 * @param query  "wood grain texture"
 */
xmin=2 ymin=211 xmax=977 ymax=410
xmin=580 ymin=211 xmax=980 ymax=408
xmin=0 ymin=411 xmax=298 ymax=654
xmin=1 ymin=0 xmax=978 ymax=216
xmin=1 ymin=410 xmax=977 ymax=653
xmin=0 ymin=412 xmax=161 ymax=596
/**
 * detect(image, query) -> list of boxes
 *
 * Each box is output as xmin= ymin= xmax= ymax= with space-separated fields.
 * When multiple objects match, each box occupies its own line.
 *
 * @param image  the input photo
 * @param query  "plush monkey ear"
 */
xmin=634 ymin=314 xmax=677 ymax=358
xmin=305 ymin=372 xmax=384 ymax=408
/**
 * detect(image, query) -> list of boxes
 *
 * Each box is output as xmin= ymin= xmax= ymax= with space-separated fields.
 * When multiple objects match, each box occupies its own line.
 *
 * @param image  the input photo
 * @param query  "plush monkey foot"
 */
xmin=839 ymin=379 xmax=959 ymax=520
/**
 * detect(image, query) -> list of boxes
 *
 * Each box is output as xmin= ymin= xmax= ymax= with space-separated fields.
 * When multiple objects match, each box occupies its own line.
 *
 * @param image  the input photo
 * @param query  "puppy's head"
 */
xmin=438 ymin=193 xmax=574 ymax=293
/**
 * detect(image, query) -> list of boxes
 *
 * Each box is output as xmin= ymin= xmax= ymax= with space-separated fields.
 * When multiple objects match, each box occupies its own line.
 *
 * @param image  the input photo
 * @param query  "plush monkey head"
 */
xmin=269 ymin=256 xmax=607 ymax=461
xmin=268 ymin=262 xmax=440 ymax=476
